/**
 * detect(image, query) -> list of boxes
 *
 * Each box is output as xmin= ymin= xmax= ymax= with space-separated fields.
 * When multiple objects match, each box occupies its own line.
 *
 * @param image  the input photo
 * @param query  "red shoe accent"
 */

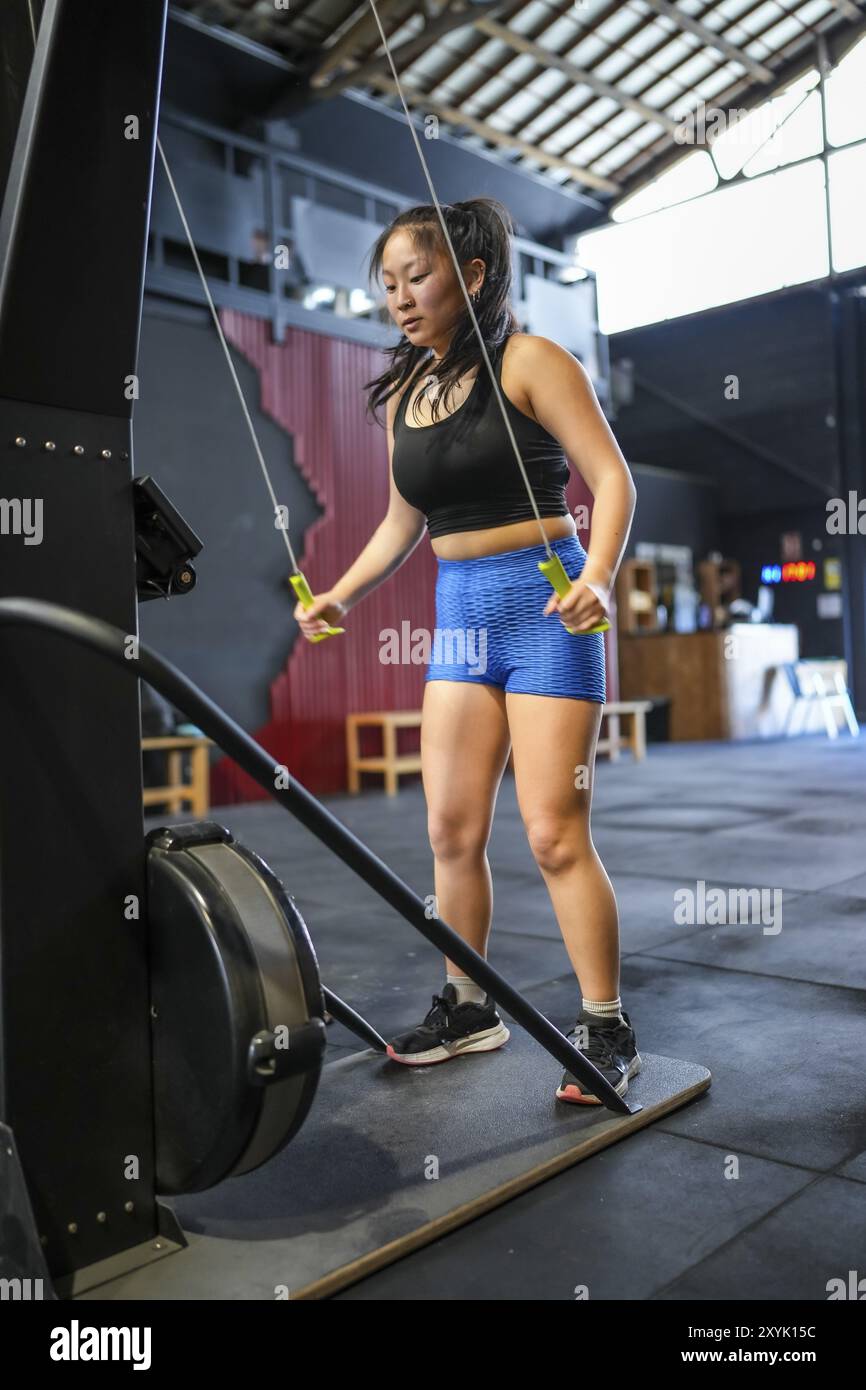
xmin=556 ymin=1082 xmax=602 ymax=1105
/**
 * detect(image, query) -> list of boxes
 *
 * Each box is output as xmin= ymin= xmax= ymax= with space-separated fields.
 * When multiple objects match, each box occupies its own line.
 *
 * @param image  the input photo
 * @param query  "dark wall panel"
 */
xmin=625 ymin=466 xmax=722 ymax=566
xmin=609 ymin=287 xmax=840 ymax=513
xmin=135 ymin=301 xmax=318 ymax=736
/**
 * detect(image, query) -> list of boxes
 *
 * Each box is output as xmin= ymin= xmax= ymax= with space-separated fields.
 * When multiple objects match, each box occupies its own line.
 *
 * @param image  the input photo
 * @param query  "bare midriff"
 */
xmin=431 ymin=514 xmax=576 ymax=560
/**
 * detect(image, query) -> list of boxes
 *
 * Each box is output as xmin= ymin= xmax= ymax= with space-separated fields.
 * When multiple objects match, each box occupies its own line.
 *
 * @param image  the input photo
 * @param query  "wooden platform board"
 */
xmin=77 ymin=1036 xmax=711 ymax=1301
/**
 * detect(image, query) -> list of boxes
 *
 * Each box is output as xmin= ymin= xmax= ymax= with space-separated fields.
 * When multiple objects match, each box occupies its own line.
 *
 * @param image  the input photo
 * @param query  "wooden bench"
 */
xmin=346 ymin=699 xmax=652 ymax=795
xmin=141 ymin=735 xmax=212 ymax=814
xmin=597 ymin=700 xmax=652 ymax=761
xmin=346 ymin=711 xmax=422 ymax=795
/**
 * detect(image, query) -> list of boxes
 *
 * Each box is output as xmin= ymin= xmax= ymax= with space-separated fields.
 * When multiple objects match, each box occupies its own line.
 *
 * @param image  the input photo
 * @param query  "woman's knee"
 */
xmin=524 ymin=816 xmax=590 ymax=874
xmin=428 ymin=812 xmax=489 ymax=862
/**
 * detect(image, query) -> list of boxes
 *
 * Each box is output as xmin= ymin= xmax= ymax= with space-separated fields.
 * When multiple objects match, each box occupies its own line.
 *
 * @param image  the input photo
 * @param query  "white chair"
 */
xmin=782 ymin=663 xmax=859 ymax=739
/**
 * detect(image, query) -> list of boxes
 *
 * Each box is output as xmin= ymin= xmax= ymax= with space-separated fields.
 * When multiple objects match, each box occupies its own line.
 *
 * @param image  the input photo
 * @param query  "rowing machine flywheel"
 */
xmin=145 ymin=821 xmax=326 ymax=1196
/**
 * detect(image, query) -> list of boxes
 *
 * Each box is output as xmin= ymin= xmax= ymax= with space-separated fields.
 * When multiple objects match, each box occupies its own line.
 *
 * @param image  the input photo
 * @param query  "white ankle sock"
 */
xmin=581 ymin=995 xmax=622 ymax=1021
xmin=447 ymin=973 xmax=487 ymax=1005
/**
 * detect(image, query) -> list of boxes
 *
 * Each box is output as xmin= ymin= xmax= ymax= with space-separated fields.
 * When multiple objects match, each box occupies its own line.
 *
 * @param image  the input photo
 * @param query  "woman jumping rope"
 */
xmin=293 ymin=197 xmax=639 ymax=1103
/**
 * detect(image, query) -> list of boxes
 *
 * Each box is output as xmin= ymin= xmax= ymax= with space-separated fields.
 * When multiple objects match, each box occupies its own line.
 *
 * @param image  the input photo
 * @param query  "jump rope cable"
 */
xmin=364 ymin=0 xmax=553 ymax=561
xmin=365 ymin=0 xmax=609 ymax=636
xmin=156 ymin=137 xmax=345 ymax=636
xmin=155 ymin=136 xmax=298 ymax=572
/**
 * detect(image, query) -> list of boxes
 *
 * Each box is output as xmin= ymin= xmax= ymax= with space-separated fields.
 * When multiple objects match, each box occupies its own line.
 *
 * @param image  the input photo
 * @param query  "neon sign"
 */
xmin=761 ymin=562 xmax=815 ymax=584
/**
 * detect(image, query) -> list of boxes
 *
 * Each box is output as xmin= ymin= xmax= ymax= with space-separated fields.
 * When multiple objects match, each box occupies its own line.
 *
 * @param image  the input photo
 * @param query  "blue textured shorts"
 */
xmin=425 ymin=535 xmax=606 ymax=702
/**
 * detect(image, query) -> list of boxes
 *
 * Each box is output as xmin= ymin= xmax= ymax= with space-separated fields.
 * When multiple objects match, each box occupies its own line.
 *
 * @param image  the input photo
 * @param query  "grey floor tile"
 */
xmin=828 ymin=871 xmax=866 ymax=900
xmin=593 ymin=803 xmax=770 ymax=833
xmin=655 ymin=1175 xmax=866 ymax=1300
xmin=607 ymin=826 xmax=860 ymax=893
xmin=489 ymin=873 xmax=775 ymax=959
xmin=646 ymin=890 xmax=866 ymax=990
xmin=837 ymin=1150 xmax=866 ymax=1184
xmin=337 ymin=1131 xmax=814 ymax=1300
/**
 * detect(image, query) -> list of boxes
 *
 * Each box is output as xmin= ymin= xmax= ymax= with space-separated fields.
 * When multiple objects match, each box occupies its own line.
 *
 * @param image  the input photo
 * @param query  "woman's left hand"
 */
xmin=544 ymin=580 xmax=608 ymax=633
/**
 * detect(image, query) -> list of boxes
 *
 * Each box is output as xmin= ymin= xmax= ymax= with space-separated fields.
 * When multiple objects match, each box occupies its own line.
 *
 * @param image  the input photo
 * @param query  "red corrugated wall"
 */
xmin=210 ymin=312 xmax=619 ymax=800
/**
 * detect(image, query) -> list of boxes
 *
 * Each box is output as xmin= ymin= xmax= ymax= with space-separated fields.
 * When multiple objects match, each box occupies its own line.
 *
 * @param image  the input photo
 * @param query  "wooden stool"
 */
xmin=597 ymin=700 xmax=652 ymax=761
xmin=346 ymin=711 xmax=422 ymax=795
xmin=142 ymin=735 xmax=212 ymax=814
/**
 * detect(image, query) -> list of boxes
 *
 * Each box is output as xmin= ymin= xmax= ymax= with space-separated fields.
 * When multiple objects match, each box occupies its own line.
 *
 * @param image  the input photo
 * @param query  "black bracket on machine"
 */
xmin=134 ymin=474 xmax=204 ymax=602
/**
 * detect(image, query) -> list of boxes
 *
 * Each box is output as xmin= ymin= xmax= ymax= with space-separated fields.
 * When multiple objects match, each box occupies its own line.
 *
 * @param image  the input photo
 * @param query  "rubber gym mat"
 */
xmin=75 ymin=1031 xmax=710 ymax=1301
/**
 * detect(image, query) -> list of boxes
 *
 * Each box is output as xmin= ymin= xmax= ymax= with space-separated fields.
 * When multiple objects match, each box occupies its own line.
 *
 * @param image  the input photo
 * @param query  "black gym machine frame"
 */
xmin=0 ymin=0 xmax=637 ymax=1299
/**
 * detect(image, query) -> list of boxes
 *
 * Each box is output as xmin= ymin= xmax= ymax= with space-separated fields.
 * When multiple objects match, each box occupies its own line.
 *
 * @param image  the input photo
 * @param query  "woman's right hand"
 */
xmin=293 ymin=589 xmax=349 ymax=641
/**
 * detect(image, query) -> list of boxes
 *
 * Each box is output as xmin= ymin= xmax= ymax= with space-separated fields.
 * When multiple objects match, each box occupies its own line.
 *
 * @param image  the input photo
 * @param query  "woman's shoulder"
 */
xmin=501 ymin=332 xmax=591 ymax=401
xmin=498 ymin=333 xmax=576 ymax=425
xmin=501 ymin=331 xmax=572 ymax=373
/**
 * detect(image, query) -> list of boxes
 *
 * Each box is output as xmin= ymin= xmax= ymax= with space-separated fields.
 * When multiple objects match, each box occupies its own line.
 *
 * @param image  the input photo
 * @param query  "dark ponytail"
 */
xmin=363 ymin=196 xmax=520 ymax=427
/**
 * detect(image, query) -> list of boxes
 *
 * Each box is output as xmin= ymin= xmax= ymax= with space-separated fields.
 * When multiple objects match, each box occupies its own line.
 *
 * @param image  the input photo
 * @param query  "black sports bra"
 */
xmin=391 ymin=336 xmax=570 ymax=539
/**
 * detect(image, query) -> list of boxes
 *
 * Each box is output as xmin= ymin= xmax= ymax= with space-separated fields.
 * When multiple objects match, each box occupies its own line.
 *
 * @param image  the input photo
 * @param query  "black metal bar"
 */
xmin=0 ymin=597 xmax=640 ymax=1116
xmin=323 ymin=988 xmax=388 ymax=1053
xmin=0 ymin=0 xmax=167 ymax=416
xmin=821 ymin=45 xmax=866 ymax=717
xmin=146 ymin=263 xmax=395 ymax=350
xmin=829 ymin=286 xmax=866 ymax=714
xmin=0 ymin=0 xmax=170 ymax=1285
xmin=0 ymin=1 xmax=38 ymax=201
xmin=264 ymin=149 xmax=280 ymax=340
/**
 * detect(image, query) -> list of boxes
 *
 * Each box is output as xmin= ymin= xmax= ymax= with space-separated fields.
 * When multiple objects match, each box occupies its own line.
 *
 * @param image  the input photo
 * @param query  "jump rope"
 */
xmin=156 ymin=1 xmax=610 ymax=642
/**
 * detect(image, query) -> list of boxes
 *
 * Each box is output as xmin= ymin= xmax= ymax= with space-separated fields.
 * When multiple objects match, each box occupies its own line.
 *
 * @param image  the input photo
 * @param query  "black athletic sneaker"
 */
xmin=555 ymin=1008 xmax=641 ymax=1104
xmin=386 ymin=983 xmax=510 ymax=1065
